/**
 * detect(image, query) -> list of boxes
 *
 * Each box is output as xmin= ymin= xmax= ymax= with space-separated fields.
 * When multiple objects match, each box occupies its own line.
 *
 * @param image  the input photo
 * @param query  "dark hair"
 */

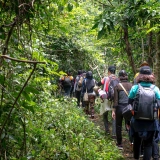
xmin=136 ymin=73 xmax=155 ymax=84
xmin=119 ymin=70 xmax=128 ymax=80
xmin=119 ymin=70 xmax=127 ymax=77
xmin=108 ymin=65 xmax=116 ymax=74
xmin=78 ymin=70 xmax=82 ymax=75
xmin=86 ymin=71 xmax=93 ymax=79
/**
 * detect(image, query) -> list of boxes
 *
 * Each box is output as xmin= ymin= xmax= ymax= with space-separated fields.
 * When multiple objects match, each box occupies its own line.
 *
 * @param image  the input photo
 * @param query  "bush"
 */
xmin=24 ymin=97 xmax=124 ymax=160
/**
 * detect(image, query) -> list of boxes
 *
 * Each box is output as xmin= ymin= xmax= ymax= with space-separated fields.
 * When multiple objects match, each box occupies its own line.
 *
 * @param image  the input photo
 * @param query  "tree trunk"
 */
xmin=123 ymin=26 xmax=136 ymax=74
xmin=147 ymin=32 xmax=153 ymax=67
xmin=141 ymin=37 xmax=144 ymax=62
xmin=155 ymin=32 xmax=160 ymax=88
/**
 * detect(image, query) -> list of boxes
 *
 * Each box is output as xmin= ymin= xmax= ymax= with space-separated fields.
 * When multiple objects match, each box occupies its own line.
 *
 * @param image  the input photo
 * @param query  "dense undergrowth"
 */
xmin=7 ymin=96 xmax=124 ymax=159
xmin=24 ymin=97 xmax=124 ymax=159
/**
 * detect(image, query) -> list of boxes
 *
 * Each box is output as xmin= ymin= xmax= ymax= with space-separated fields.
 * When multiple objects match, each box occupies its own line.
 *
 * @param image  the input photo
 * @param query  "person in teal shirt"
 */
xmin=128 ymin=66 xmax=160 ymax=160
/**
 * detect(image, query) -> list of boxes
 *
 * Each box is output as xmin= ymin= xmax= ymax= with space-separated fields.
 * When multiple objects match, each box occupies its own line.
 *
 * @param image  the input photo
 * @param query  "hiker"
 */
xmin=70 ymin=71 xmax=75 ymax=97
xmin=81 ymin=71 xmax=97 ymax=119
xmin=128 ymin=66 xmax=160 ymax=160
xmin=112 ymin=70 xmax=132 ymax=150
xmin=59 ymin=72 xmax=74 ymax=97
xmin=98 ymin=65 xmax=118 ymax=137
xmin=80 ymin=71 xmax=87 ymax=108
xmin=73 ymin=70 xmax=83 ymax=106
xmin=133 ymin=61 xmax=159 ymax=158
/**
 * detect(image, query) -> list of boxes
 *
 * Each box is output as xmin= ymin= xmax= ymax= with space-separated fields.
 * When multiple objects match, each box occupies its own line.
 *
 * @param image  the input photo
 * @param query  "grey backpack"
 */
xmin=133 ymin=84 xmax=156 ymax=120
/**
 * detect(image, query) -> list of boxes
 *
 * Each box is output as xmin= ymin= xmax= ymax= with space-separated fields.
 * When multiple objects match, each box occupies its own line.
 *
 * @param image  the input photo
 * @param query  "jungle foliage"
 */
xmin=0 ymin=0 xmax=159 ymax=159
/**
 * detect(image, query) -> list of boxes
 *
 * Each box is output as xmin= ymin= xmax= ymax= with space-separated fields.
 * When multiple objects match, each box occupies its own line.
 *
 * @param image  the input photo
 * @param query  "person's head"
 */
xmin=77 ymin=70 xmax=82 ymax=75
xmin=86 ymin=71 xmax=93 ymax=79
xmin=66 ymin=70 xmax=71 ymax=76
xmin=140 ymin=61 xmax=149 ymax=67
xmin=136 ymin=66 xmax=155 ymax=83
xmin=118 ymin=70 xmax=128 ymax=80
xmin=108 ymin=65 xmax=116 ymax=75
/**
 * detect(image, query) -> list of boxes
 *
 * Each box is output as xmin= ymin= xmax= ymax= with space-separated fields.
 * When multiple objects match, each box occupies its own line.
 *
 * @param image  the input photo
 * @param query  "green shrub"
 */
xmin=24 ymin=97 xmax=124 ymax=160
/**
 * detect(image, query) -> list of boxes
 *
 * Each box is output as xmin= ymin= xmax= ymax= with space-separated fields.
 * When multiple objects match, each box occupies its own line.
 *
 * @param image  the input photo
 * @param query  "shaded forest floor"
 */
xmin=90 ymin=113 xmax=136 ymax=160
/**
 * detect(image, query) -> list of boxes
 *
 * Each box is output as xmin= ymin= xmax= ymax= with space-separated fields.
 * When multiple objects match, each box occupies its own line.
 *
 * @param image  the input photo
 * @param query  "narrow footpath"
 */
xmin=90 ymin=113 xmax=137 ymax=160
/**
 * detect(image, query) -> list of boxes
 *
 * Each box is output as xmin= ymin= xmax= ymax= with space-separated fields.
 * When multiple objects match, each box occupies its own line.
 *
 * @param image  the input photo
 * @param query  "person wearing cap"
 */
xmin=98 ymin=65 xmax=117 ymax=136
xmin=128 ymin=66 xmax=160 ymax=160
xmin=112 ymin=70 xmax=132 ymax=150
xmin=133 ymin=61 xmax=149 ymax=85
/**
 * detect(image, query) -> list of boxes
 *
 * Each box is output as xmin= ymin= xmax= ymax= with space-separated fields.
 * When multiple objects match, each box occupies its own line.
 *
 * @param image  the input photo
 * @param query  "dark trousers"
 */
xmin=63 ymin=86 xmax=71 ymax=97
xmin=115 ymin=105 xmax=126 ymax=145
xmin=133 ymin=131 xmax=155 ymax=160
xmin=152 ymin=140 xmax=159 ymax=159
xmin=103 ymin=111 xmax=109 ymax=132
xmin=75 ymin=90 xmax=81 ymax=106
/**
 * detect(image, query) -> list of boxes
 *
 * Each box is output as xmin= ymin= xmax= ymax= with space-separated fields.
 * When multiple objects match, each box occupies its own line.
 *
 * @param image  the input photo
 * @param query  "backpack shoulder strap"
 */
xmin=150 ymin=84 xmax=155 ymax=90
xmin=119 ymin=83 xmax=128 ymax=96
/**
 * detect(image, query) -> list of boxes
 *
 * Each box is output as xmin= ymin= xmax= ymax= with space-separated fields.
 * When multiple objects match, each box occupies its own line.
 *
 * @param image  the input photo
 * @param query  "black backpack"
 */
xmin=133 ymin=84 xmax=157 ymax=120
xmin=63 ymin=76 xmax=71 ymax=87
xmin=107 ymin=77 xmax=119 ymax=101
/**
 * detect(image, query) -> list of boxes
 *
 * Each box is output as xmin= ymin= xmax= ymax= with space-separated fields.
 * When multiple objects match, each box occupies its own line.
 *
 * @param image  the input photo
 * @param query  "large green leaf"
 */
xmin=24 ymin=86 xmax=40 ymax=94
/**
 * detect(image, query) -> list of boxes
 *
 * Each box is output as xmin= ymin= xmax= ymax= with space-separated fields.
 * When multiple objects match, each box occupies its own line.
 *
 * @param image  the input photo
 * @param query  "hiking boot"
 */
xmin=140 ymin=154 xmax=143 ymax=158
xmin=116 ymin=144 xmax=123 ymax=150
xmin=130 ymin=142 xmax=133 ymax=152
xmin=91 ymin=115 xmax=94 ymax=119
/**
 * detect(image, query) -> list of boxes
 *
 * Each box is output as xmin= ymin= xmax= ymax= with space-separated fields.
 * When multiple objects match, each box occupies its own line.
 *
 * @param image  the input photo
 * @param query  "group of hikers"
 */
xmin=59 ymin=61 xmax=160 ymax=160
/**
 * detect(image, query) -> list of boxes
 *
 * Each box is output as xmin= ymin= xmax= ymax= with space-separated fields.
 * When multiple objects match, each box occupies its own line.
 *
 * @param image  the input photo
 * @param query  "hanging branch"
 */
xmin=89 ymin=62 xmax=102 ymax=79
xmin=2 ymin=19 xmax=17 ymax=55
xmin=0 ymin=55 xmax=46 ymax=64
xmin=0 ymin=56 xmax=45 ymax=138
xmin=0 ymin=63 xmax=37 ymax=136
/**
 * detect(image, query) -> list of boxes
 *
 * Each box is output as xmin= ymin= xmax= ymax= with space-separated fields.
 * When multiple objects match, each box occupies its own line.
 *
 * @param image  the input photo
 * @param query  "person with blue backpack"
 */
xmin=128 ymin=66 xmax=160 ymax=160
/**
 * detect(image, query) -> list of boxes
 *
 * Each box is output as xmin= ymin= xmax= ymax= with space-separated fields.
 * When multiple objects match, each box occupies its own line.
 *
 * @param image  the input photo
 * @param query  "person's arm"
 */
xmin=113 ymin=85 xmax=118 ymax=107
xmin=112 ymin=85 xmax=118 ymax=119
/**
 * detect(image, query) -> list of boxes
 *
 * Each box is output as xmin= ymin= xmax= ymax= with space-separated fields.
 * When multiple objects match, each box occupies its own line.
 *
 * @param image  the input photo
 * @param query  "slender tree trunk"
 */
xmin=147 ymin=32 xmax=153 ymax=67
xmin=123 ymin=26 xmax=136 ymax=74
xmin=155 ymin=32 xmax=160 ymax=88
xmin=141 ymin=37 xmax=144 ymax=62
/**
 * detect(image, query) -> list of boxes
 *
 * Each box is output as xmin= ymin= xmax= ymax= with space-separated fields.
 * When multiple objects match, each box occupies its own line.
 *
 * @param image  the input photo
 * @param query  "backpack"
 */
xmin=63 ymin=76 xmax=71 ymax=87
xmin=133 ymin=84 xmax=157 ymax=120
xmin=78 ymin=76 xmax=84 ymax=87
xmin=107 ymin=77 xmax=119 ymax=101
xmin=75 ymin=75 xmax=82 ymax=91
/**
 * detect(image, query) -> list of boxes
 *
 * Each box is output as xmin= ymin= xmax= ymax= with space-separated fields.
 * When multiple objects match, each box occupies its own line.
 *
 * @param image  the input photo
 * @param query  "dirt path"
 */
xmin=90 ymin=113 xmax=137 ymax=160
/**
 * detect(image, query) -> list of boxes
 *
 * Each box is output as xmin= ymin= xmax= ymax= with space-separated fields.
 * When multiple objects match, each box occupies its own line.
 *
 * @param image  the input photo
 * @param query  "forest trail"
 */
xmin=90 ymin=113 xmax=138 ymax=160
